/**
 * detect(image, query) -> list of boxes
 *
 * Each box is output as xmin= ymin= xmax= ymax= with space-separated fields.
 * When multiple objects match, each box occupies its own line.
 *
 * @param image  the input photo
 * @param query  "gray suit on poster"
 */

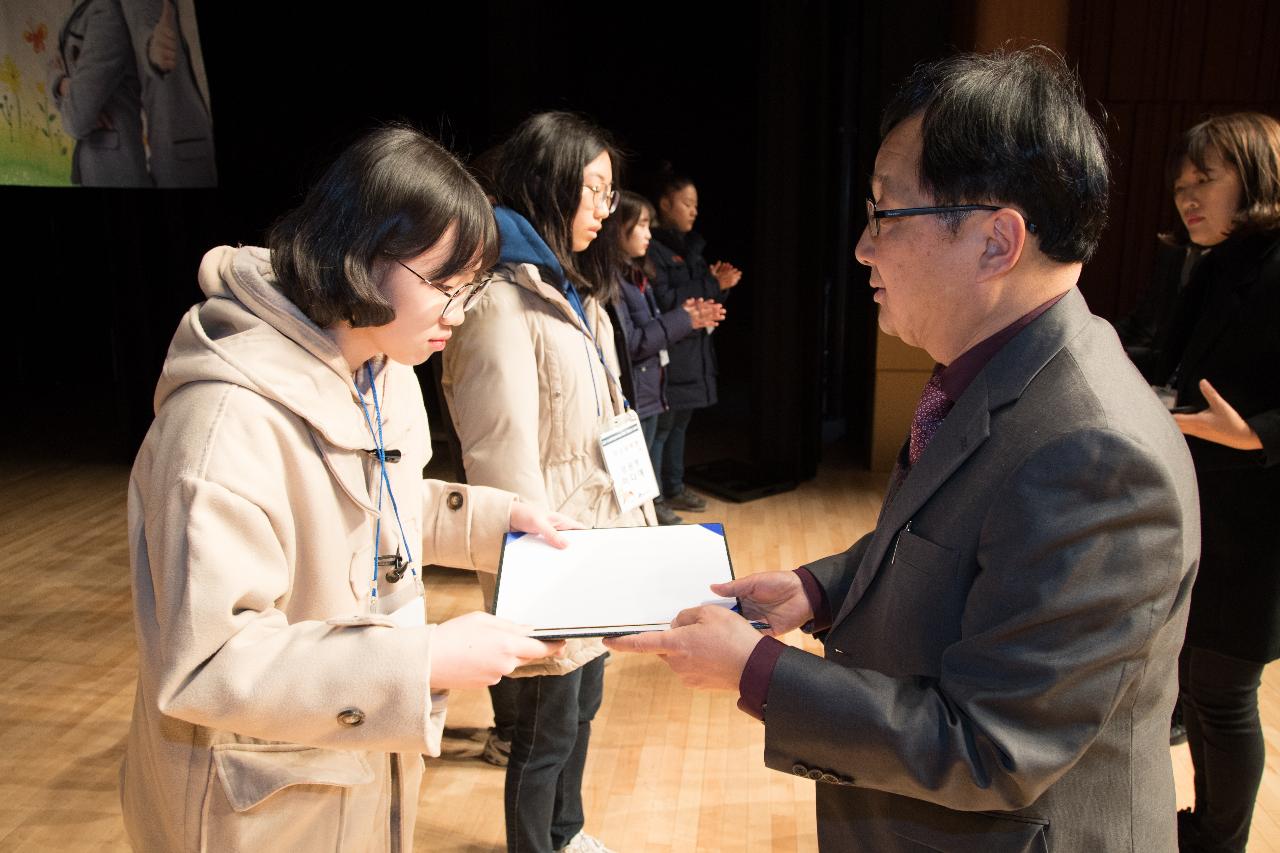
xmin=764 ymin=289 xmax=1200 ymax=852
xmin=120 ymin=0 xmax=216 ymax=187
xmin=51 ymin=0 xmax=151 ymax=187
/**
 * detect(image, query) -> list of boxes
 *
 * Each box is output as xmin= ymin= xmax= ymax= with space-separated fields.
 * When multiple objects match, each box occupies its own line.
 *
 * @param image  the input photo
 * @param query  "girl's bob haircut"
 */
xmin=269 ymin=125 xmax=498 ymax=328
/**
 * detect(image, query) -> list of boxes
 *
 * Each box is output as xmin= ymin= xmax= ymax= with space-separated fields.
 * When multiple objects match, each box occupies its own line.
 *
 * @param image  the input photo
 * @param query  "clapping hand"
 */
xmin=710 ymin=261 xmax=743 ymax=291
xmin=682 ymin=297 xmax=727 ymax=330
xmin=1173 ymin=379 xmax=1263 ymax=451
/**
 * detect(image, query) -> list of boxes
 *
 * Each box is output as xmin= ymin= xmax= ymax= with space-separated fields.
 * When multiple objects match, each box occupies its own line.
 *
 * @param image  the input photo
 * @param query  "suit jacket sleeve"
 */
xmin=763 ymin=428 xmax=1188 ymax=811
xmin=801 ymin=533 xmax=872 ymax=632
xmin=54 ymin=0 xmax=133 ymax=139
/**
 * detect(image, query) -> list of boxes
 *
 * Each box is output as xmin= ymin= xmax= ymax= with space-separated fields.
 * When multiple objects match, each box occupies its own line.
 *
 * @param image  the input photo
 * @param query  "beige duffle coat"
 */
xmin=441 ymin=262 xmax=655 ymax=676
xmin=120 ymin=245 xmax=515 ymax=852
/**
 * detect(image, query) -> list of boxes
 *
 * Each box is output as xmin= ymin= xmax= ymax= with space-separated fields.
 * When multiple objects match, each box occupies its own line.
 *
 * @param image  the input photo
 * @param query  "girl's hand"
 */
xmin=429 ymin=612 xmax=564 ymax=689
xmin=682 ymin=298 xmax=727 ymax=330
xmin=710 ymin=261 xmax=742 ymax=291
xmin=1173 ymin=379 xmax=1263 ymax=450
xmin=509 ymin=501 xmax=584 ymax=549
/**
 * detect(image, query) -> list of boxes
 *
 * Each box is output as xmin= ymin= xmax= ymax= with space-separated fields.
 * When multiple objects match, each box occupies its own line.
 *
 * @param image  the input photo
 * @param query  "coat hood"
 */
xmin=155 ymin=245 xmax=375 ymax=450
xmin=495 ymin=206 xmax=566 ymax=287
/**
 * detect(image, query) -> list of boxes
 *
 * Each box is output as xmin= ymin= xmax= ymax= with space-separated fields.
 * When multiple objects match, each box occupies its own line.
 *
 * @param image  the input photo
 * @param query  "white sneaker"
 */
xmin=556 ymin=831 xmax=615 ymax=853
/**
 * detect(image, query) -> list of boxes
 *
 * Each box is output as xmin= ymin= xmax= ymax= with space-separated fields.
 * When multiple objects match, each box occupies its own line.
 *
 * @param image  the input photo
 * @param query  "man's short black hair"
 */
xmin=881 ymin=48 xmax=1110 ymax=264
xmin=269 ymin=125 xmax=498 ymax=329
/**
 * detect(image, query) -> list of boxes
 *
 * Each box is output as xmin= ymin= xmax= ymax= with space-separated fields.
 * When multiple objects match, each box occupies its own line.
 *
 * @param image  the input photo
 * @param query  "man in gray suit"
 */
xmin=607 ymin=49 xmax=1200 ymax=852
xmin=120 ymin=0 xmax=216 ymax=187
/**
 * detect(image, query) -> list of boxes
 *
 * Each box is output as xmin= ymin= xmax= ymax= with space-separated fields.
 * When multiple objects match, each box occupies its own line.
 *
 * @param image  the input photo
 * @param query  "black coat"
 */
xmin=1156 ymin=231 xmax=1280 ymax=662
xmin=647 ymin=228 xmax=725 ymax=410
xmin=608 ymin=272 xmax=695 ymax=419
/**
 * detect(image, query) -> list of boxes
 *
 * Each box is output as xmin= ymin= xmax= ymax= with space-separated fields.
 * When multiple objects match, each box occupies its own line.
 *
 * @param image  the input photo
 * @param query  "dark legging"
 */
xmin=1179 ymin=645 xmax=1267 ymax=853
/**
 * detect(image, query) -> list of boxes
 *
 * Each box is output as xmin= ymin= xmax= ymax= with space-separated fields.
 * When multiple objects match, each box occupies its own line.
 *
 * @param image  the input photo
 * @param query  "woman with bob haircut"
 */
xmin=120 ymin=125 xmax=576 ymax=853
xmin=1150 ymin=112 xmax=1280 ymax=853
xmin=442 ymin=111 xmax=653 ymax=853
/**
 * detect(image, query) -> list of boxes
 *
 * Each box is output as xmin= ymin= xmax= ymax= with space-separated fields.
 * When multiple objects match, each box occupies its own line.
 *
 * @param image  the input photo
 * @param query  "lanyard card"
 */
xmin=598 ymin=410 xmax=660 ymax=514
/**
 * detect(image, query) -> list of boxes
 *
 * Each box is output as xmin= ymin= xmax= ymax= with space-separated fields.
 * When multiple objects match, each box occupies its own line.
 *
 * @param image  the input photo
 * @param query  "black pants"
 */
xmin=505 ymin=656 xmax=606 ymax=852
xmin=1179 ymin=645 xmax=1267 ymax=853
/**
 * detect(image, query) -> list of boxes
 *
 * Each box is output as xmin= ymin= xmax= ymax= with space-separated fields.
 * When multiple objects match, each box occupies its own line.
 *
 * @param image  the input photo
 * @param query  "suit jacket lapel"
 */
xmin=832 ymin=382 xmax=992 ymax=626
xmin=831 ymin=288 xmax=1094 ymax=628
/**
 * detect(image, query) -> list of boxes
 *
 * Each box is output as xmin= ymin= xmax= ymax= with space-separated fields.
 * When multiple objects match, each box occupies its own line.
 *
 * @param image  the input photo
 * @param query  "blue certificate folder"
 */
xmin=493 ymin=523 xmax=738 ymax=639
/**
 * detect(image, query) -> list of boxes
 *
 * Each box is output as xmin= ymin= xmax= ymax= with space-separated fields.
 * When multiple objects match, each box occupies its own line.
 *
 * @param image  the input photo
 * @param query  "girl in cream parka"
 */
xmin=121 ymin=127 xmax=575 ymax=853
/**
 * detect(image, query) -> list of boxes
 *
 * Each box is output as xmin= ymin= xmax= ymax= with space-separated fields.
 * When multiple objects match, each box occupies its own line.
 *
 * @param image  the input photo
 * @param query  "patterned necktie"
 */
xmin=908 ymin=365 xmax=953 ymax=466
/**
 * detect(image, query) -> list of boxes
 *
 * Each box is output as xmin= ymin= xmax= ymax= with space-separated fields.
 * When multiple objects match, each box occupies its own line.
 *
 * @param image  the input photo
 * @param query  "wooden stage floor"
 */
xmin=2 ymin=452 xmax=1278 ymax=851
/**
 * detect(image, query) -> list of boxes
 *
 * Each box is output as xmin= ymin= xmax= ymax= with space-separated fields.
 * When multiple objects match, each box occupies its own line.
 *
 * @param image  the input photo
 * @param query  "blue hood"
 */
xmin=495 ymin=206 xmax=565 ymax=287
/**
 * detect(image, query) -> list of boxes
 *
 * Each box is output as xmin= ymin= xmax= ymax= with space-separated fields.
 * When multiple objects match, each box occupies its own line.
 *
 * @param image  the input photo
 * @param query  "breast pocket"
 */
xmin=874 ymin=529 xmax=963 ymax=673
xmin=202 ymin=743 xmax=376 ymax=853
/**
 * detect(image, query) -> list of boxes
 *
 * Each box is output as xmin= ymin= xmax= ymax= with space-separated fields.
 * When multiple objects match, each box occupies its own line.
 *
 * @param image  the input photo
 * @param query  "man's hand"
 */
xmin=147 ymin=0 xmax=179 ymax=74
xmin=604 ymin=604 xmax=763 ymax=690
xmin=710 ymin=571 xmax=813 ymax=637
xmin=429 ymin=611 xmax=564 ymax=689
xmin=508 ymin=501 xmax=584 ymax=549
xmin=1173 ymin=378 xmax=1263 ymax=450
xmin=710 ymin=261 xmax=742 ymax=291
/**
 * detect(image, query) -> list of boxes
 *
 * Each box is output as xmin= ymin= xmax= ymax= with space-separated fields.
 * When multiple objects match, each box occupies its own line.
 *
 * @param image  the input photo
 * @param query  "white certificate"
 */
xmin=492 ymin=524 xmax=738 ymax=638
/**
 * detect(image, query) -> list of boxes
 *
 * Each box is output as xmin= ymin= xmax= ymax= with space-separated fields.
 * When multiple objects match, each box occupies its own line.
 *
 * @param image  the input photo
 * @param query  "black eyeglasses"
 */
xmin=583 ymin=183 xmax=620 ymax=214
xmin=396 ymin=261 xmax=491 ymax=320
xmin=865 ymin=198 xmax=1037 ymax=237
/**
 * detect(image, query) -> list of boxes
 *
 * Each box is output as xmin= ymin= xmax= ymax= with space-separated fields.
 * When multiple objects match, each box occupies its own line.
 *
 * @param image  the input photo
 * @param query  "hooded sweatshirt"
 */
xmin=121 ymin=245 xmax=514 ymax=853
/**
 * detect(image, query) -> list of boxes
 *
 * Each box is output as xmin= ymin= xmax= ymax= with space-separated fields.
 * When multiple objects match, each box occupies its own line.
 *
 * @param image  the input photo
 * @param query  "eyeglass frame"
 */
xmin=583 ymin=183 xmax=620 ymax=214
xmin=865 ymin=197 xmax=1038 ymax=237
xmin=395 ymin=260 xmax=491 ymax=320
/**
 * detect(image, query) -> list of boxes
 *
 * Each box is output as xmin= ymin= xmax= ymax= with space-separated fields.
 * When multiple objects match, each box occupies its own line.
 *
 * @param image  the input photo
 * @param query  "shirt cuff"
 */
xmin=794 ymin=567 xmax=831 ymax=633
xmin=736 ymin=635 xmax=787 ymax=721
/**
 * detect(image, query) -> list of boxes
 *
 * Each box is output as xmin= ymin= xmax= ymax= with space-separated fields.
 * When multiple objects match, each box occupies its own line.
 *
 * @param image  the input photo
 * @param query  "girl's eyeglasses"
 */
xmin=396 ymin=261 xmax=492 ymax=320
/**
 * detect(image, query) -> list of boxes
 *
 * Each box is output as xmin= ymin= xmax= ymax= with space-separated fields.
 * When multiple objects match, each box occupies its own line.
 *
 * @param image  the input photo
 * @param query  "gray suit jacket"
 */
xmin=120 ymin=0 xmax=217 ymax=187
xmin=53 ymin=0 xmax=151 ymax=187
xmin=764 ymin=289 xmax=1199 ymax=852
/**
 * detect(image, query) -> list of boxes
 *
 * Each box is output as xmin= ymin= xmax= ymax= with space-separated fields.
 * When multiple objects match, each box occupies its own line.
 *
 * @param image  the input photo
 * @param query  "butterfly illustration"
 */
xmin=24 ymin=22 xmax=48 ymax=54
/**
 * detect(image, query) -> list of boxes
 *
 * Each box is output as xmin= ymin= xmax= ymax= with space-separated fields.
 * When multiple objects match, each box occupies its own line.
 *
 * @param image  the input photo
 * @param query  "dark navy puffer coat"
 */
xmin=647 ymin=228 xmax=726 ymax=410
xmin=610 ymin=269 xmax=695 ymax=419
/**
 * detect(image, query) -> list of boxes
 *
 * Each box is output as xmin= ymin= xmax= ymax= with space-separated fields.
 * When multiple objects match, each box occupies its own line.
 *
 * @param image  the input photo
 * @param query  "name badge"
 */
xmin=598 ymin=410 xmax=660 ymax=514
xmin=658 ymin=348 xmax=670 ymax=367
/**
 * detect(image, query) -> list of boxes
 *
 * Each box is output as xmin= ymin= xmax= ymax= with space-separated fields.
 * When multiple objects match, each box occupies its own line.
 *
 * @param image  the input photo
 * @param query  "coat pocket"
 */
xmin=556 ymin=467 xmax=614 ymax=527
xmin=887 ymin=808 xmax=1048 ymax=853
xmin=202 ymin=743 xmax=375 ymax=852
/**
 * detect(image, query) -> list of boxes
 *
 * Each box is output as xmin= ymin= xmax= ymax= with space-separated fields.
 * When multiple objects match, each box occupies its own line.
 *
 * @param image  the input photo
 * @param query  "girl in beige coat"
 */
xmin=442 ymin=112 xmax=654 ymax=853
xmin=121 ymin=127 xmax=576 ymax=852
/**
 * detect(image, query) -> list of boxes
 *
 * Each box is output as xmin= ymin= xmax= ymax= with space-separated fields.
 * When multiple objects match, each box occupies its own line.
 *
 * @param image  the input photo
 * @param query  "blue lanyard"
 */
xmin=562 ymin=284 xmax=630 ymax=415
xmin=353 ymin=364 xmax=416 ymax=609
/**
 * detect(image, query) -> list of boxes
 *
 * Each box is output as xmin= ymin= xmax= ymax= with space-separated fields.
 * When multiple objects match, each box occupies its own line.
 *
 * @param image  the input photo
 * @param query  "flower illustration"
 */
xmin=0 ymin=56 xmax=21 ymax=94
xmin=24 ymin=22 xmax=49 ymax=54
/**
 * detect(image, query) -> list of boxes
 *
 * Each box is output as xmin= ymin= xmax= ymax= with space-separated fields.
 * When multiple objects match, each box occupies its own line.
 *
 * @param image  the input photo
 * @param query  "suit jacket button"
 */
xmin=446 ymin=491 xmax=464 ymax=511
xmin=807 ymin=768 xmax=824 ymax=781
xmin=820 ymin=773 xmax=839 ymax=784
xmin=792 ymin=764 xmax=808 ymax=777
xmin=337 ymin=708 xmax=365 ymax=727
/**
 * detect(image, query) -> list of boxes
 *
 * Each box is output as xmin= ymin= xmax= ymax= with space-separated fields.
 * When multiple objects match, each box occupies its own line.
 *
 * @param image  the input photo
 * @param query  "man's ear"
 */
xmin=976 ymin=208 xmax=1028 ymax=281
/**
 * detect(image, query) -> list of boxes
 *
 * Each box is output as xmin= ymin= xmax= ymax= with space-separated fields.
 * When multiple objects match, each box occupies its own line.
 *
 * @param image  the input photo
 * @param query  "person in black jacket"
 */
xmin=646 ymin=170 xmax=741 ymax=513
xmin=603 ymin=191 xmax=725 ymax=524
xmin=1152 ymin=112 xmax=1280 ymax=853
